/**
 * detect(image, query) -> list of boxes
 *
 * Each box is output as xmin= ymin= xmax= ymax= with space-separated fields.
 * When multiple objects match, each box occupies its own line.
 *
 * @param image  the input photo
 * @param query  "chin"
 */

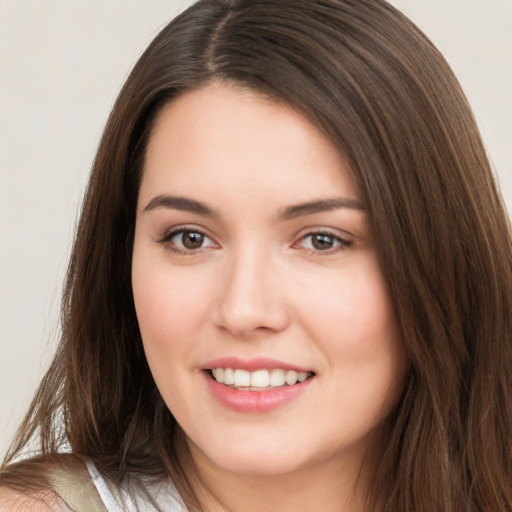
xmin=187 ymin=432 xmax=313 ymax=477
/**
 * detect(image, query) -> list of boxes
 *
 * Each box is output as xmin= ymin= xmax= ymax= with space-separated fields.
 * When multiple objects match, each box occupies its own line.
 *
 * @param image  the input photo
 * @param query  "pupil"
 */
xmin=312 ymin=234 xmax=334 ymax=250
xmin=183 ymin=231 xmax=204 ymax=249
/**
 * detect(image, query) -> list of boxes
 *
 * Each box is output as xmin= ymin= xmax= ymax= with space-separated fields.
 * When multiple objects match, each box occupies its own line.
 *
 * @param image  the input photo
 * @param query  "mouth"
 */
xmin=202 ymin=360 xmax=316 ymax=412
xmin=207 ymin=368 xmax=315 ymax=391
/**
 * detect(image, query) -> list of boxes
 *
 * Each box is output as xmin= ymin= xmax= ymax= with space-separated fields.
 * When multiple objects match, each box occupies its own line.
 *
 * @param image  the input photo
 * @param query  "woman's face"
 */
xmin=132 ymin=83 xmax=406 ymax=479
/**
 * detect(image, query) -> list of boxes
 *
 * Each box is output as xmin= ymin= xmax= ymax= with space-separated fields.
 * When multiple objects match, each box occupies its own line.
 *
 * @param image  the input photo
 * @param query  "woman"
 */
xmin=2 ymin=0 xmax=511 ymax=510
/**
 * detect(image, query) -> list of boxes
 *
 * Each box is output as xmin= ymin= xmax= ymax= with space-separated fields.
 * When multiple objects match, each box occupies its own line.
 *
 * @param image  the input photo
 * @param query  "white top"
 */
xmin=86 ymin=460 xmax=186 ymax=511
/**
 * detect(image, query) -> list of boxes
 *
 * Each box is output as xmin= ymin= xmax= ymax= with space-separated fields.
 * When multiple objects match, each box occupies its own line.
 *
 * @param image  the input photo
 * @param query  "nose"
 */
xmin=213 ymin=248 xmax=290 ymax=338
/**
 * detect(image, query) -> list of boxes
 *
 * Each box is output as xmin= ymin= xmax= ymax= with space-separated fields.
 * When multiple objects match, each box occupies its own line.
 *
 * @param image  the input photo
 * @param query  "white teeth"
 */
xmin=223 ymin=367 xmax=234 ymax=385
xmin=212 ymin=368 xmax=224 ymax=382
xmin=210 ymin=368 xmax=312 ymax=389
xmin=285 ymin=370 xmax=298 ymax=385
xmin=250 ymin=369 xmax=270 ymax=387
xmin=233 ymin=369 xmax=251 ymax=387
xmin=269 ymin=369 xmax=286 ymax=387
xmin=297 ymin=371 xmax=308 ymax=382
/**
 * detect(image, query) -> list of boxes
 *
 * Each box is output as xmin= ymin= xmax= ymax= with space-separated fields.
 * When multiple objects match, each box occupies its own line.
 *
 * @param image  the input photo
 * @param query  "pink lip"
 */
xmin=204 ymin=374 xmax=313 ymax=412
xmin=201 ymin=357 xmax=315 ymax=413
xmin=203 ymin=356 xmax=312 ymax=373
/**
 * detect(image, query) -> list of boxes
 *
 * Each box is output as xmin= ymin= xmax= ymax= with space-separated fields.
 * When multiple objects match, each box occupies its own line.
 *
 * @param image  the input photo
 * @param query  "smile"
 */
xmin=210 ymin=368 xmax=313 ymax=390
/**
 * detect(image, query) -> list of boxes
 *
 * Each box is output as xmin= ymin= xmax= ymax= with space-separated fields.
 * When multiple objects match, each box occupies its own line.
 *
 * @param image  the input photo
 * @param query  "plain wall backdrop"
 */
xmin=1 ymin=0 xmax=511 ymax=457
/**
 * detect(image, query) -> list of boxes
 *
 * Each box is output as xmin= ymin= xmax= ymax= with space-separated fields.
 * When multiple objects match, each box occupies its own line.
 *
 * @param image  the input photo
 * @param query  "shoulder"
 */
xmin=0 ymin=486 xmax=70 ymax=512
xmin=0 ymin=454 xmax=86 ymax=512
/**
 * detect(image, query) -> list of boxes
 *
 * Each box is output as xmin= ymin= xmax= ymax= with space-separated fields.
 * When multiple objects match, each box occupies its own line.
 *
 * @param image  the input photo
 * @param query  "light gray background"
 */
xmin=1 ymin=0 xmax=511 ymax=457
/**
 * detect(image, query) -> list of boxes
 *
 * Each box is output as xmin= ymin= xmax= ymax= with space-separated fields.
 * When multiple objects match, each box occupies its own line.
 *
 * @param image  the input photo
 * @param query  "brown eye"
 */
xmin=161 ymin=228 xmax=217 ymax=253
xmin=181 ymin=231 xmax=204 ymax=249
xmin=296 ymin=231 xmax=352 ymax=253
xmin=311 ymin=233 xmax=336 ymax=250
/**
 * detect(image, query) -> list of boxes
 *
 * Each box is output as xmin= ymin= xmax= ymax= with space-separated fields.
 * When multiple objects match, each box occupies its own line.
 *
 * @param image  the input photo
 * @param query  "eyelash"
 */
xmin=294 ymin=231 xmax=353 ymax=254
xmin=157 ymin=227 xmax=353 ymax=256
xmin=158 ymin=226 xmax=216 ymax=255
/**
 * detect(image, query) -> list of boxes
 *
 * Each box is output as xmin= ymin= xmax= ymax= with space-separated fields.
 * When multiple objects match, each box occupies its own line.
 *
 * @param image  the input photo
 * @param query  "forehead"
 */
xmin=140 ymin=83 xmax=359 ymax=208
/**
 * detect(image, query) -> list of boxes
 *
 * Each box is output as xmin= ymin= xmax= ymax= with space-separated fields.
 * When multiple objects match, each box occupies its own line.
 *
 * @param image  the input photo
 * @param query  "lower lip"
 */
xmin=203 ymin=372 xmax=314 ymax=412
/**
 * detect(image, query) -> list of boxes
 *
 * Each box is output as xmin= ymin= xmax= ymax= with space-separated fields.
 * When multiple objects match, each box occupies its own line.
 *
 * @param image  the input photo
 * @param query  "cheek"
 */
xmin=131 ymin=252 xmax=212 ymax=411
xmin=298 ymin=261 xmax=405 ymax=411
xmin=133 ymin=273 xmax=183 ymax=347
xmin=132 ymin=247 xmax=210 ymax=361
xmin=299 ymin=262 xmax=398 ymax=352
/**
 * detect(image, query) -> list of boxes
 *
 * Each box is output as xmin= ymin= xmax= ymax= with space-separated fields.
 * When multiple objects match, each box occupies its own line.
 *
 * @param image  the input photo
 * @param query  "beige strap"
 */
xmin=48 ymin=465 xmax=108 ymax=512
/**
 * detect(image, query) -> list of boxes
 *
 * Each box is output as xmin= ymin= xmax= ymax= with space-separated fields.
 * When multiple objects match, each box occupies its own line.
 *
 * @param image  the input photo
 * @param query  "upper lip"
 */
xmin=203 ymin=357 xmax=313 ymax=373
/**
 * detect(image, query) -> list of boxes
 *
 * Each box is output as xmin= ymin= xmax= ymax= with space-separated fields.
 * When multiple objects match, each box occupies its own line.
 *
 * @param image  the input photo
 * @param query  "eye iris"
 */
xmin=312 ymin=233 xmax=335 ymax=250
xmin=182 ymin=231 xmax=204 ymax=249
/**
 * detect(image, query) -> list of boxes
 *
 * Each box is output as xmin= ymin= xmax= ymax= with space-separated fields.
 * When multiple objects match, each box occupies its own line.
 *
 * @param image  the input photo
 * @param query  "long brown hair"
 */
xmin=2 ymin=0 xmax=512 ymax=510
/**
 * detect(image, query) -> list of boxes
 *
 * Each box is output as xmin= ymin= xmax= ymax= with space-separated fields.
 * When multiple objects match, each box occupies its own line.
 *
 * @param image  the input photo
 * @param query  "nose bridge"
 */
xmin=214 ymin=243 xmax=288 ymax=336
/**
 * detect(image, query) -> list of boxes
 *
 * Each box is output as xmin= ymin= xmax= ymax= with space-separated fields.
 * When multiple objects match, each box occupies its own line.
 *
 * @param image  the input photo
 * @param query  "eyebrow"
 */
xmin=142 ymin=194 xmax=365 ymax=220
xmin=278 ymin=197 xmax=365 ymax=221
xmin=143 ymin=195 xmax=218 ymax=217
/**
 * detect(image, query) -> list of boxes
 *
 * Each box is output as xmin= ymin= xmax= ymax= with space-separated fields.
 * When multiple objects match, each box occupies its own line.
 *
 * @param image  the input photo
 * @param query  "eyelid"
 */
xmin=157 ymin=224 xmax=220 ymax=254
xmin=292 ymin=228 xmax=354 ymax=254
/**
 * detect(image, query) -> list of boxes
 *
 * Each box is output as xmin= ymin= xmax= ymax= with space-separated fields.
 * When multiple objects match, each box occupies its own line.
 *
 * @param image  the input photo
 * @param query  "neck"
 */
xmin=186 ymin=443 xmax=375 ymax=512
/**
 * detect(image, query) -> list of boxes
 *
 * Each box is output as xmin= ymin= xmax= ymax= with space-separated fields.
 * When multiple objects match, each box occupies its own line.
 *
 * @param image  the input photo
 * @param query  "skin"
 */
xmin=132 ymin=83 xmax=407 ymax=511
xmin=0 ymin=487 xmax=70 ymax=512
